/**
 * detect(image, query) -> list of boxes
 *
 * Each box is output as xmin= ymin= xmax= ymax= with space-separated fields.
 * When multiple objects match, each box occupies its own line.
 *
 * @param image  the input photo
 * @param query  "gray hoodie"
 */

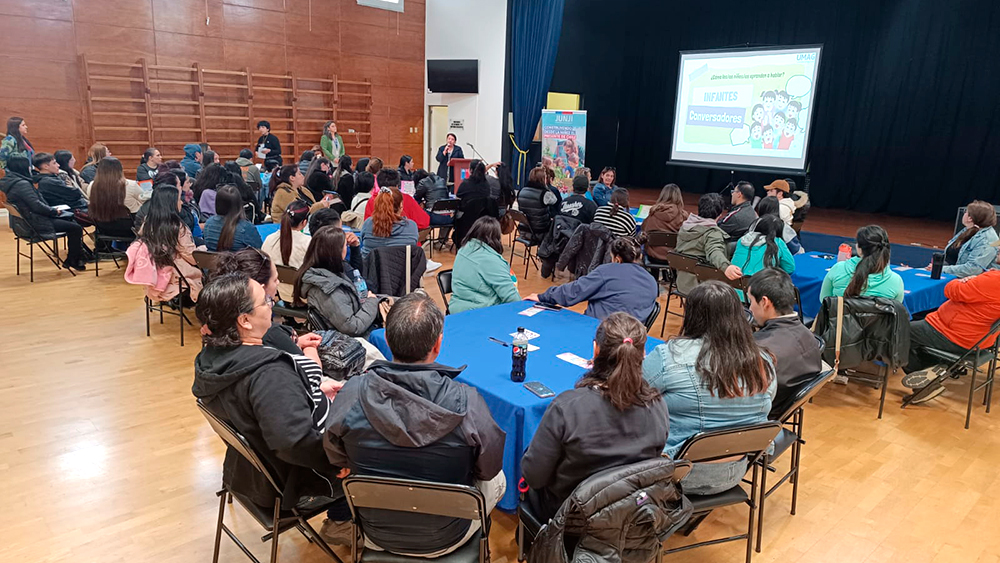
xmin=301 ymin=267 xmax=380 ymax=337
xmin=675 ymin=214 xmax=732 ymax=294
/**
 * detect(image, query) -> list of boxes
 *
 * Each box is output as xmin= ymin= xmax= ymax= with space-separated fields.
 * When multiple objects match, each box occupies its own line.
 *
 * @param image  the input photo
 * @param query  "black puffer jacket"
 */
xmin=527 ymin=458 xmax=692 ymax=563
xmin=556 ymin=222 xmax=614 ymax=279
xmin=0 ymin=170 xmax=60 ymax=235
xmin=538 ymin=215 xmax=582 ymax=278
xmin=452 ymin=195 xmax=499 ymax=248
xmin=37 ymin=173 xmax=88 ymax=210
xmin=415 ymin=173 xmax=449 ymax=208
xmin=812 ymin=296 xmax=910 ymax=370
xmin=517 ymin=183 xmax=558 ymax=244
xmin=362 ymin=245 xmax=427 ymax=297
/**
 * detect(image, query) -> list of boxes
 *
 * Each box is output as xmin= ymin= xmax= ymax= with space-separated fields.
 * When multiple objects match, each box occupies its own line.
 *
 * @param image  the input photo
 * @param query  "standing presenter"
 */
xmin=435 ymin=133 xmax=464 ymax=184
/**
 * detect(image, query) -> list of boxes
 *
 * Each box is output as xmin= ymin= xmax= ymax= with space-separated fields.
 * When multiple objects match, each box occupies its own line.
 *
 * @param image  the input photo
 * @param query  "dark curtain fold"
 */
xmin=550 ymin=0 xmax=1000 ymax=220
xmin=509 ymin=0 xmax=566 ymax=186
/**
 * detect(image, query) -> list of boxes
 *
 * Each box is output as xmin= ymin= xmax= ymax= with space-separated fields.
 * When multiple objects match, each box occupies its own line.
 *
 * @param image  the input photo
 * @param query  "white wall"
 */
xmin=424 ymin=0 xmax=508 ymax=166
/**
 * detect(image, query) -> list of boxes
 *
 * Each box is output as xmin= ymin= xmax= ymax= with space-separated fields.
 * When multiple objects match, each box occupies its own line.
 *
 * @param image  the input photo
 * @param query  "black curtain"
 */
xmin=550 ymin=0 xmax=1000 ymax=220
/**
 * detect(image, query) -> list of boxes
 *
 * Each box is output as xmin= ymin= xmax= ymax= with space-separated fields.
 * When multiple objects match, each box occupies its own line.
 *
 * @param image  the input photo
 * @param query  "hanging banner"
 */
xmin=541 ymin=110 xmax=587 ymax=190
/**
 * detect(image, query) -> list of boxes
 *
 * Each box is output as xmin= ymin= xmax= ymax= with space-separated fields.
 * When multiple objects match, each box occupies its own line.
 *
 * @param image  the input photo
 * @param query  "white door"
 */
xmin=428 ymin=105 xmax=449 ymax=172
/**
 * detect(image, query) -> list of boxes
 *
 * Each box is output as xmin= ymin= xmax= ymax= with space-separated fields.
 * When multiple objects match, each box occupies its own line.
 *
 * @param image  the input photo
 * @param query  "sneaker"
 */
xmin=832 ymin=374 xmax=849 ymax=385
xmin=320 ymin=518 xmax=354 ymax=546
xmin=425 ymin=259 xmax=443 ymax=275
xmin=63 ymin=259 xmax=86 ymax=272
xmin=901 ymin=365 xmax=949 ymax=389
xmin=908 ymin=382 xmax=947 ymax=404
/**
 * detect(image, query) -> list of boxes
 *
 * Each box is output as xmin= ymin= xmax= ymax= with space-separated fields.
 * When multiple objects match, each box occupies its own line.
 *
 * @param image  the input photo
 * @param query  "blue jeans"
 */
xmin=681 ymin=458 xmax=749 ymax=496
xmin=429 ymin=212 xmax=452 ymax=226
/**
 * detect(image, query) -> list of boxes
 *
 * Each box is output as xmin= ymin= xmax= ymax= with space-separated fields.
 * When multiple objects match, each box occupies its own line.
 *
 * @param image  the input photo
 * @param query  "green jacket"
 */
xmin=675 ymin=215 xmax=731 ymax=294
xmin=449 ymin=239 xmax=521 ymax=313
xmin=320 ymin=134 xmax=345 ymax=162
xmin=820 ymin=257 xmax=905 ymax=303
xmin=732 ymin=231 xmax=796 ymax=278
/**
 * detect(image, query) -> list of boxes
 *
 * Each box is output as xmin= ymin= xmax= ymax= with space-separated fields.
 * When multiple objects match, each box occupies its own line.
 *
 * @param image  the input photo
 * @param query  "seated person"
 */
xmin=522 ymin=312 xmax=668 ymax=522
xmin=939 ymin=201 xmax=998 ymax=278
xmin=642 ymin=183 xmax=690 ymax=262
xmin=558 ymin=174 xmax=598 ymax=224
xmin=592 ymin=166 xmax=617 ymax=207
xmin=675 ymin=193 xmax=743 ymax=293
xmin=643 ymin=281 xmax=776 ymax=495
xmin=310 ymin=207 xmax=362 ymax=272
xmin=192 ymin=273 xmax=350 ymax=534
xmin=324 ymin=293 xmax=506 ymax=558
xmin=732 ymin=214 xmax=796 ymax=280
xmin=192 ymin=163 xmax=226 ymax=219
xmin=717 ymin=181 xmax=757 ymax=238
xmin=527 ymin=236 xmax=658 ymax=321
xmin=363 ymin=169 xmax=430 ymax=231
xmin=359 ymin=186 xmax=419 ymax=261
xmin=821 ymin=225 xmax=904 ymax=302
xmin=449 ymin=216 xmax=521 ymax=313
xmin=262 ymin=200 xmax=311 ymax=300
xmin=268 ymin=165 xmax=306 ymax=224
xmin=901 ymin=269 xmax=1000 ymax=402
xmin=136 ymin=185 xmax=203 ymax=304
xmin=89 ymin=156 xmax=141 ymax=239
xmin=413 ymin=168 xmax=449 ymax=211
xmin=764 ymin=179 xmax=796 ymax=226
xmin=456 ymin=160 xmax=492 ymax=201
xmin=34 ymin=152 xmax=87 ymax=211
xmin=752 ymin=196 xmax=802 ymax=254
xmin=517 ymin=166 xmax=559 ymax=245
xmin=747 ymin=269 xmax=824 ymax=418
xmin=592 ymin=187 xmax=637 ymax=239
xmin=204 ymin=185 xmax=263 ymax=251
xmin=295 ymin=226 xmax=382 ymax=337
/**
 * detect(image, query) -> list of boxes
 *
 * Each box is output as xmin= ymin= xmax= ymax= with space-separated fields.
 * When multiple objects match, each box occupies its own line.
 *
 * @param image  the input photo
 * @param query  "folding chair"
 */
xmin=661 ymin=251 xmax=702 ymax=337
xmin=426 ymin=199 xmax=461 ymax=259
xmin=901 ymin=320 xmax=1000 ymax=429
xmin=663 ymin=422 xmax=782 ymax=563
xmin=144 ymin=264 xmax=194 ymax=346
xmin=643 ymin=230 xmax=677 ymax=283
xmin=273 ymin=264 xmax=310 ymax=327
xmin=342 ymin=475 xmax=489 ymax=563
xmin=694 ymin=263 xmax=748 ymax=301
xmin=755 ymin=368 xmax=836 ymax=551
xmin=506 ymin=209 xmax=540 ymax=278
xmin=5 ymin=203 xmax=73 ymax=282
xmin=196 ymin=400 xmax=343 ymax=563
xmin=92 ymin=223 xmax=134 ymax=277
xmin=436 ymin=269 xmax=454 ymax=314
xmin=643 ymin=300 xmax=661 ymax=333
xmin=193 ymin=249 xmax=221 ymax=273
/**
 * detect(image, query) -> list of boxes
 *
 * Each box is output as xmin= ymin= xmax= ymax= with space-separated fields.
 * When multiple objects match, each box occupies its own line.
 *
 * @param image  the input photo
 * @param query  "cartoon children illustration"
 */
xmin=771 ymin=112 xmax=787 ymax=135
xmin=750 ymin=122 xmax=763 ymax=149
xmin=762 ymin=125 xmax=775 ymax=149
xmin=778 ymin=118 xmax=797 ymax=150
xmin=775 ymin=90 xmax=790 ymax=113
xmin=750 ymin=103 xmax=766 ymax=127
xmin=761 ymin=91 xmax=776 ymax=124
xmin=786 ymin=100 xmax=801 ymax=124
xmin=566 ymin=153 xmax=580 ymax=177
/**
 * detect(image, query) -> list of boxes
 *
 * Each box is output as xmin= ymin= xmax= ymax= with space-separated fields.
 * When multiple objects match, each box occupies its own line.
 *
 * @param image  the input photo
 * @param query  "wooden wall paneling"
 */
xmin=74 ymin=22 xmax=157 ymax=65
xmin=202 ymin=68 xmax=251 ymax=158
xmin=140 ymin=59 xmax=155 ymax=146
xmin=295 ymin=76 xmax=337 ymax=158
xmin=195 ymin=63 xmax=207 ymax=144
xmin=147 ymin=64 xmax=201 ymax=159
xmin=0 ymin=0 xmax=74 ymax=21
xmin=151 ymin=0 xmax=224 ymax=37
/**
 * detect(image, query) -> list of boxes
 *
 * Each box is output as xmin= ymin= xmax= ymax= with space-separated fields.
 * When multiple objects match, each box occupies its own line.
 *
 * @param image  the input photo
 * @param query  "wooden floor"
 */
xmin=1 ymin=212 xmax=998 ymax=563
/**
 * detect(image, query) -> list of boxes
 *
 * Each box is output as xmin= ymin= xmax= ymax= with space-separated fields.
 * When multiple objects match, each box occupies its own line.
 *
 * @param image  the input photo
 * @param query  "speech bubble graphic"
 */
xmin=785 ymin=75 xmax=812 ymax=103
xmin=730 ymin=123 xmax=750 ymax=146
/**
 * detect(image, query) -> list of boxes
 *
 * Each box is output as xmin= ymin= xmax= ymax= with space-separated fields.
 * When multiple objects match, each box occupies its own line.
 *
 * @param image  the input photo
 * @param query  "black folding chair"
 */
xmin=196 ymin=400 xmax=343 ymax=563
xmin=426 ymin=199 xmax=461 ymax=259
xmin=755 ymin=368 xmax=836 ymax=551
xmin=92 ymin=223 xmax=134 ymax=277
xmin=902 ymin=320 xmax=1000 ymax=429
xmin=342 ymin=475 xmax=489 ymax=563
xmin=643 ymin=300 xmax=661 ymax=333
xmin=273 ymin=264 xmax=310 ymax=327
xmin=695 ymin=263 xmax=748 ymax=302
xmin=436 ymin=269 xmax=454 ymax=315
xmin=661 ymin=252 xmax=702 ymax=336
xmin=663 ymin=422 xmax=782 ymax=563
xmin=643 ymin=230 xmax=677 ymax=283
xmin=193 ymin=249 xmax=221 ymax=273
xmin=5 ymin=203 xmax=73 ymax=282
xmin=506 ymin=209 xmax=540 ymax=278
xmin=144 ymin=264 xmax=194 ymax=346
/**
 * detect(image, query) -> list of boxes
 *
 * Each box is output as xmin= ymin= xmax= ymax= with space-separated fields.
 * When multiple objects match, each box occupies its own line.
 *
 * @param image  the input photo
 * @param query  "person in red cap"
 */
xmin=765 ymin=179 xmax=795 ymax=226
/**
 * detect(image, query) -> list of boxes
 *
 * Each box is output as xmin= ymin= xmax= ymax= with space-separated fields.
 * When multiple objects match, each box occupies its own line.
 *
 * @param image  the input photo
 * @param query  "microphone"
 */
xmin=467 ymin=142 xmax=486 ymax=161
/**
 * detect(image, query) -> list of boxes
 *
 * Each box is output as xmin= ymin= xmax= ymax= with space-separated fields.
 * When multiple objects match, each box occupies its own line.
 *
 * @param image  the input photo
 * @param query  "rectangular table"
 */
xmin=791 ymin=252 xmax=953 ymax=319
xmin=368 ymin=301 xmax=663 ymax=511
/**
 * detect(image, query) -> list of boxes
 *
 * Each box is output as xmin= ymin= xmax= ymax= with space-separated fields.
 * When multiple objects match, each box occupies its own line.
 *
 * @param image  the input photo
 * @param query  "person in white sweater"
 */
xmin=262 ymin=199 xmax=311 ymax=302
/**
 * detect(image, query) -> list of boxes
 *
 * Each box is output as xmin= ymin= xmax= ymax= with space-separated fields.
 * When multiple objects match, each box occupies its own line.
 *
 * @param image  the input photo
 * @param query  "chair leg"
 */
xmin=966 ymin=352 xmax=979 ymax=430
xmin=791 ymin=409 xmax=803 ymax=516
xmin=213 ymin=489 xmax=227 ymax=563
xmin=15 ymin=237 xmax=20 ymax=276
xmin=661 ymin=292 xmax=672 ymax=337
xmin=30 ymin=242 xmax=34 ymax=283
xmin=270 ymin=499 xmax=281 ymax=563
xmin=877 ymin=364 xmax=889 ymax=419
xmin=745 ymin=462 xmax=759 ymax=563
xmin=145 ymin=297 xmax=151 ymax=337
xmin=180 ymin=305 xmax=185 ymax=347
xmin=755 ymin=456 xmax=768 ymax=553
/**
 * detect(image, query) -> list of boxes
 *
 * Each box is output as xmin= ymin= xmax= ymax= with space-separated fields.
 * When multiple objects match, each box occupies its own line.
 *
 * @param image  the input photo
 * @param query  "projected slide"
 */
xmin=670 ymin=45 xmax=822 ymax=172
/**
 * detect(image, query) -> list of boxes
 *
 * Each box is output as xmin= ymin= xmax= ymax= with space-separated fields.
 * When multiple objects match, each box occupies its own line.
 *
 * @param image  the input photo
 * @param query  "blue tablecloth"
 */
xmin=256 ymin=223 xmax=280 ymax=239
xmin=368 ymin=301 xmax=664 ymax=511
xmin=791 ymin=252 xmax=953 ymax=319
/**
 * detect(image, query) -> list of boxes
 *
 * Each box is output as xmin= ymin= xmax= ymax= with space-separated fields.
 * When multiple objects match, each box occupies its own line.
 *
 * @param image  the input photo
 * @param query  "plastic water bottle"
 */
xmin=511 ymin=327 xmax=529 ymax=383
xmin=837 ymin=243 xmax=852 ymax=262
xmin=353 ymin=271 xmax=368 ymax=299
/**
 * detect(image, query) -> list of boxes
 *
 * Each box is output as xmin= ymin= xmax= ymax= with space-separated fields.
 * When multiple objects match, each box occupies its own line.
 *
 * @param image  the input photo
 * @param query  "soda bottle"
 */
xmin=353 ymin=270 xmax=369 ymax=299
xmin=837 ymin=243 xmax=852 ymax=262
xmin=511 ymin=327 xmax=528 ymax=382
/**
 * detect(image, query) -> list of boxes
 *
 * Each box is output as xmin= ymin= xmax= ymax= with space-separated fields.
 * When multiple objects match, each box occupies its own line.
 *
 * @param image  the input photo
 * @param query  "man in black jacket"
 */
xmin=559 ymin=174 xmax=597 ymax=224
xmin=325 ymin=293 xmax=506 ymax=558
xmin=747 ymin=269 xmax=825 ymax=418
xmin=255 ymin=120 xmax=282 ymax=166
xmin=718 ymin=180 xmax=758 ymax=239
xmin=34 ymin=152 xmax=87 ymax=211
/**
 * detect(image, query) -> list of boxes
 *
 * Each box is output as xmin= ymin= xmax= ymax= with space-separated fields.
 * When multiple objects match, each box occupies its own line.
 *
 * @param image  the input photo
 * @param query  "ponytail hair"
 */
xmin=952 ymin=200 xmax=997 ymax=251
xmin=141 ymin=147 xmax=157 ymax=165
xmin=609 ymin=187 xmax=630 ymax=217
xmin=744 ymin=215 xmax=783 ymax=270
xmin=845 ymin=225 xmax=891 ymax=297
xmin=279 ymin=200 xmax=310 ymax=265
xmin=371 ymin=187 xmax=403 ymax=237
xmin=214 ymin=185 xmax=244 ymax=251
xmin=269 ymin=164 xmax=299 ymax=197
xmin=611 ymin=233 xmax=645 ymax=264
xmin=577 ymin=312 xmax=660 ymax=411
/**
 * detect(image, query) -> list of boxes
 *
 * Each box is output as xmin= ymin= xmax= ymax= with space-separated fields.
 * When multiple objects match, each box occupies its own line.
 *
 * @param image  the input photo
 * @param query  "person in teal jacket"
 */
xmin=731 ymin=214 xmax=796 ymax=282
xmin=820 ymin=225 xmax=905 ymax=302
xmin=449 ymin=217 xmax=521 ymax=314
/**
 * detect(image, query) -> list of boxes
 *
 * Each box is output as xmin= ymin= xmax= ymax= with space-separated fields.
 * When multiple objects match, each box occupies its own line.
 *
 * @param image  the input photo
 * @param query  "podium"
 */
xmin=448 ymin=158 xmax=472 ymax=193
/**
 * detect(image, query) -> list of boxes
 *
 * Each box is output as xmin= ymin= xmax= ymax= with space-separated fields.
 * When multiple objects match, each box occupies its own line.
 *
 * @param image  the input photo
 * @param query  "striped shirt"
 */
xmin=593 ymin=205 xmax=638 ymax=239
xmin=288 ymin=353 xmax=332 ymax=430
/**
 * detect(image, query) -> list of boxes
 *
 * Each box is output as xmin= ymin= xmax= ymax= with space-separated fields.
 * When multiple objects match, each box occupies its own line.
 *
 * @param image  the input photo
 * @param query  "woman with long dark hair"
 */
xmin=751 ymin=195 xmax=803 ymax=254
xmin=456 ymin=159 xmax=491 ymax=201
xmin=138 ymin=185 xmax=203 ymax=303
xmin=359 ymin=187 xmax=418 ymax=260
xmin=80 ymin=143 xmax=110 ymax=184
xmin=449 ymin=216 xmax=521 ymax=313
xmin=320 ymin=120 xmax=345 ymax=162
xmin=191 ymin=163 xmax=226 ymax=219
xmin=89 ymin=157 xmax=139 ymax=238
xmin=332 ymin=154 xmax=355 ymax=206
xmin=304 ymin=158 xmax=338 ymax=211
xmin=269 ymin=164 xmax=306 ymax=223
xmin=523 ymin=312 xmax=668 ymax=521
xmin=137 ymin=147 xmax=162 ymax=182
xmin=262 ymin=199 xmax=311 ymax=300
xmin=204 ymin=184 xmax=262 ymax=251
xmin=528 ymin=235 xmax=658 ymax=320
xmin=397 ymin=154 xmax=414 ymax=182
xmin=0 ymin=117 xmax=33 ymax=170
xmin=593 ymin=187 xmax=637 ymax=239
xmin=940 ymin=200 xmax=999 ymax=278
xmin=54 ymin=150 xmax=86 ymax=194
xmin=820 ymin=225 xmax=904 ymax=302
xmin=294 ymin=226 xmax=382 ymax=336
xmin=642 ymin=184 xmax=689 ymax=248
xmin=643 ymin=280 xmax=776 ymax=495
xmin=592 ymin=166 xmax=617 ymax=206
xmin=732 ymin=213 xmax=795 ymax=279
